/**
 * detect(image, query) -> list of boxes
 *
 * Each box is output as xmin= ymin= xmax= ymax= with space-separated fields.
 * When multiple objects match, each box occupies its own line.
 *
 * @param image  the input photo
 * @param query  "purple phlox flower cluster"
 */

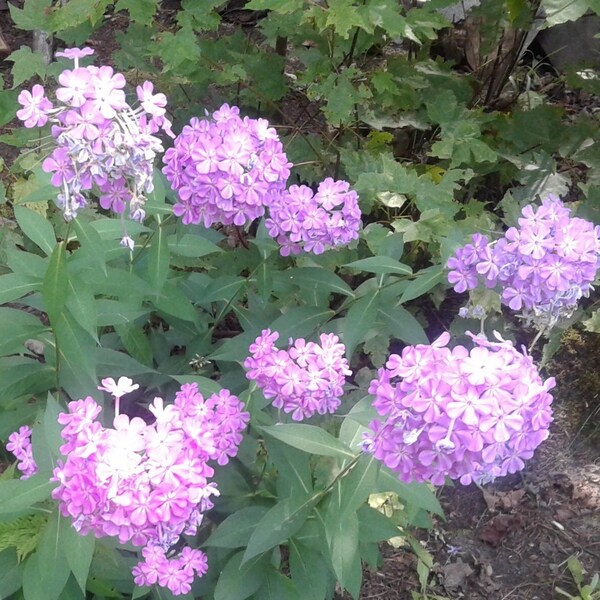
xmin=52 ymin=381 xmax=249 ymax=595
xmin=447 ymin=195 xmax=600 ymax=328
xmin=265 ymin=177 xmax=362 ymax=256
xmin=244 ymin=329 xmax=351 ymax=421
xmin=6 ymin=425 xmax=38 ymax=479
xmin=17 ymin=47 xmax=173 ymax=227
xmin=162 ymin=103 xmax=292 ymax=228
xmin=363 ymin=331 xmax=554 ymax=486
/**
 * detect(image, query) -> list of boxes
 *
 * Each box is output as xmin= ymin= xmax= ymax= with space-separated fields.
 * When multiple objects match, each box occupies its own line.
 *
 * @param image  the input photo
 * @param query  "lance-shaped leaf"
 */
xmin=42 ymin=241 xmax=69 ymax=326
xmin=260 ymin=424 xmax=355 ymax=459
xmin=242 ymin=492 xmax=315 ymax=563
xmin=13 ymin=205 xmax=55 ymax=256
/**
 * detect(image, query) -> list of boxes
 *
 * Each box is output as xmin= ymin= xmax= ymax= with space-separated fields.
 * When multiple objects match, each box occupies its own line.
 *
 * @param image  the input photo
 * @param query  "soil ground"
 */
xmin=1 ymin=8 xmax=600 ymax=600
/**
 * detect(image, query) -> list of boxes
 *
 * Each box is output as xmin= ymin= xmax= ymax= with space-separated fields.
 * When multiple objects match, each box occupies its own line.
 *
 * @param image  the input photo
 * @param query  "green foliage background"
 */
xmin=0 ymin=0 xmax=599 ymax=598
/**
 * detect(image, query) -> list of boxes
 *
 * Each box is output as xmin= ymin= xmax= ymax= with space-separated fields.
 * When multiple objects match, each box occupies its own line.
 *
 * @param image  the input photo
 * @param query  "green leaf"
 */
xmin=337 ymin=454 xmax=380 ymax=518
xmin=89 ymin=218 xmax=150 ymax=240
xmin=62 ymin=520 xmax=95 ymax=594
xmin=255 ymin=570 xmax=302 ymax=600
xmin=269 ymin=307 xmax=335 ymax=342
xmin=204 ymin=506 xmax=270 ymax=549
xmin=0 ymin=89 xmax=18 ymax=128
xmin=0 ymin=308 xmax=47 ymax=357
xmin=65 ymin=277 xmax=98 ymax=342
xmin=378 ymin=305 xmax=428 ymax=345
xmin=289 ymin=540 xmax=329 ymax=600
xmin=243 ymin=493 xmax=315 ymax=563
xmin=201 ymin=276 xmax=246 ymax=303
xmin=148 ymin=225 xmax=170 ymax=293
xmin=0 ymin=476 xmax=56 ymax=515
xmin=267 ymin=439 xmax=313 ymax=498
xmin=42 ymin=241 xmax=69 ymax=326
xmin=52 ymin=312 xmax=97 ymax=400
xmin=399 ymin=264 xmax=445 ymax=304
xmin=0 ymin=273 xmax=40 ymax=304
xmin=95 ymin=347 xmax=157 ymax=378
xmin=6 ymin=46 xmax=47 ymax=88
xmin=114 ymin=0 xmax=158 ymax=23
xmin=0 ymin=549 xmax=24 ymax=598
xmin=246 ymin=0 xmax=304 ymax=11
xmin=0 ymin=514 xmax=47 ymax=562
xmin=357 ymin=505 xmax=403 ymax=543
xmin=583 ymin=308 xmax=600 ymax=333
xmin=260 ymin=424 xmax=355 ymax=459
xmin=342 ymin=291 xmax=380 ymax=360
xmin=324 ymin=0 xmax=369 ymax=38
xmin=167 ymin=233 xmax=221 ymax=258
xmin=377 ymin=468 xmax=443 ymax=516
xmin=42 ymin=394 xmax=64 ymax=461
xmin=13 ymin=206 xmax=56 ymax=256
xmin=542 ymin=0 xmax=589 ymax=24
xmin=72 ymin=218 xmax=107 ymax=277
xmin=325 ymin=509 xmax=361 ymax=599
xmin=48 ymin=0 xmax=112 ymax=30
xmin=0 ymin=360 xmax=54 ymax=407
xmin=114 ymin=323 xmax=153 ymax=367
xmin=213 ymin=551 xmax=269 ymax=600
xmin=22 ymin=509 xmax=70 ymax=600
xmin=153 ymin=281 xmax=199 ymax=324
xmin=283 ymin=267 xmax=354 ymax=297
xmin=95 ymin=300 xmax=149 ymax=327
xmin=344 ymin=256 xmax=412 ymax=276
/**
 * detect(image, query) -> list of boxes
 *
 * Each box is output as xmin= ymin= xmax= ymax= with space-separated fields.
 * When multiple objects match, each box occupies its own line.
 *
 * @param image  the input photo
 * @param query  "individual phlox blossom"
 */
xmin=362 ymin=331 xmax=554 ymax=485
xmin=52 ymin=381 xmax=249 ymax=595
xmin=447 ymin=196 xmax=600 ymax=328
xmin=16 ymin=84 xmax=53 ymax=128
xmin=265 ymin=177 xmax=361 ymax=256
xmin=6 ymin=426 xmax=38 ymax=479
xmin=162 ymin=104 xmax=292 ymax=228
xmin=132 ymin=545 xmax=209 ymax=595
xmin=16 ymin=47 xmax=173 ymax=226
xmin=244 ymin=329 xmax=351 ymax=421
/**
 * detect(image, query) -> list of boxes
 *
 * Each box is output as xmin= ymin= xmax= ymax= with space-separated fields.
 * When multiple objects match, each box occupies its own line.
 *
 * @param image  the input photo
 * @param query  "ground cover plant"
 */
xmin=0 ymin=0 xmax=599 ymax=599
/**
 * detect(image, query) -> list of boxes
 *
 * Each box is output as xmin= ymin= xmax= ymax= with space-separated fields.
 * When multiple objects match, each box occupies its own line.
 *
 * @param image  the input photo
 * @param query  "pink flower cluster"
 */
xmin=244 ymin=329 xmax=351 ymax=421
xmin=265 ymin=178 xmax=361 ymax=256
xmin=52 ymin=381 xmax=249 ymax=595
xmin=162 ymin=104 xmax=292 ymax=227
xmin=163 ymin=104 xmax=361 ymax=255
xmin=16 ymin=47 xmax=172 ymax=224
xmin=6 ymin=425 xmax=38 ymax=479
xmin=447 ymin=196 xmax=600 ymax=327
xmin=363 ymin=332 xmax=554 ymax=485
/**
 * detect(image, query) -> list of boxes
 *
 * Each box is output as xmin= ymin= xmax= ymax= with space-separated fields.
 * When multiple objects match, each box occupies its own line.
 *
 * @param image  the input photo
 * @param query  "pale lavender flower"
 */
xmin=363 ymin=332 xmax=554 ymax=485
xmin=265 ymin=177 xmax=361 ymax=255
xmin=163 ymin=104 xmax=292 ymax=227
xmin=52 ymin=380 xmax=249 ymax=595
xmin=6 ymin=426 xmax=38 ymax=479
xmin=245 ymin=329 xmax=351 ymax=421
xmin=16 ymin=49 xmax=172 ymax=225
xmin=447 ymin=196 xmax=600 ymax=328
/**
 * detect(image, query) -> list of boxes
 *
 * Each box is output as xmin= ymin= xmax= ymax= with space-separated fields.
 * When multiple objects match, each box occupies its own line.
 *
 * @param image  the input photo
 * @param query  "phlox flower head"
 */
xmin=6 ymin=425 xmax=38 ymax=479
xmin=162 ymin=104 xmax=292 ymax=228
xmin=265 ymin=177 xmax=362 ymax=255
xmin=244 ymin=329 xmax=351 ymax=421
xmin=447 ymin=196 xmax=600 ymax=328
xmin=363 ymin=332 xmax=554 ymax=486
xmin=16 ymin=47 xmax=173 ymax=225
xmin=52 ymin=381 xmax=249 ymax=595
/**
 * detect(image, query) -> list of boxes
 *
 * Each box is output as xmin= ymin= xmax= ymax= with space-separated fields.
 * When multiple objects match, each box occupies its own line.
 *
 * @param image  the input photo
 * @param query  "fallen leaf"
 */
xmin=442 ymin=559 xmax=474 ymax=590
